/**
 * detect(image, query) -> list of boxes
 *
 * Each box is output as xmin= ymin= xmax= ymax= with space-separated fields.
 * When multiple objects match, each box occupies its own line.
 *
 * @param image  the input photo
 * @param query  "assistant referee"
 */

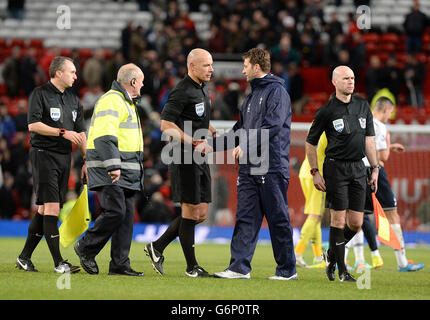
xmin=305 ymin=65 xmax=379 ymax=282
xmin=16 ymin=56 xmax=86 ymax=274
xmin=145 ymin=48 xmax=216 ymax=277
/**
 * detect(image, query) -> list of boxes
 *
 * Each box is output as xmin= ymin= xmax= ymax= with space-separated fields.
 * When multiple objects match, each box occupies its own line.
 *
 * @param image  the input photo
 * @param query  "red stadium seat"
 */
xmin=308 ymin=92 xmax=329 ymax=104
xmin=375 ymin=52 xmax=389 ymax=64
xmin=10 ymin=38 xmax=26 ymax=48
xmin=78 ymin=48 xmax=93 ymax=59
xmin=60 ymin=48 xmax=72 ymax=57
xmin=381 ymin=33 xmax=399 ymax=44
xmin=29 ymin=39 xmax=44 ymax=49
xmin=362 ymin=33 xmax=380 ymax=43
xmin=365 ymin=42 xmax=379 ymax=54
xmin=416 ymin=53 xmax=427 ymax=63
xmin=0 ymin=39 xmax=7 ymax=48
xmin=0 ymin=84 xmax=6 ymax=95
xmin=380 ymin=42 xmax=395 ymax=53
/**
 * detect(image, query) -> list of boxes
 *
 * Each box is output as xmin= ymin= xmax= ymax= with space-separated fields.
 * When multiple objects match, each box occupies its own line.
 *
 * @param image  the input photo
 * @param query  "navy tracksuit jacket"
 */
xmin=213 ymin=74 xmax=296 ymax=277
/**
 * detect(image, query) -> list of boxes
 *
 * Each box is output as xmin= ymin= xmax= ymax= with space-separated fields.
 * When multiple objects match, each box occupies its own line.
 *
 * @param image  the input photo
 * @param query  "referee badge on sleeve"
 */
xmin=359 ymin=117 xmax=366 ymax=129
xmin=332 ymin=118 xmax=344 ymax=133
xmin=50 ymin=107 xmax=61 ymax=121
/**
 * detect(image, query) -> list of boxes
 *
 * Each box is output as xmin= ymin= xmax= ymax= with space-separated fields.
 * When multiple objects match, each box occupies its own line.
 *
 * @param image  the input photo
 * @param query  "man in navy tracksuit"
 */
xmin=209 ymin=48 xmax=296 ymax=280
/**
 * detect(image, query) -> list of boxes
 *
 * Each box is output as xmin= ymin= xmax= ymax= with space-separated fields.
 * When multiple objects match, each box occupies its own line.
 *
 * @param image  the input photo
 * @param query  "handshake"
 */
xmin=192 ymin=139 xmax=244 ymax=161
xmin=192 ymin=139 xmax=213 ymax=155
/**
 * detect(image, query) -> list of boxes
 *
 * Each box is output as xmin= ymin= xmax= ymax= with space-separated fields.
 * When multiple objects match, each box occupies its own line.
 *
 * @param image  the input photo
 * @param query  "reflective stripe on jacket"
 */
xmin=86 ymin=81 xmax=144 ymax=190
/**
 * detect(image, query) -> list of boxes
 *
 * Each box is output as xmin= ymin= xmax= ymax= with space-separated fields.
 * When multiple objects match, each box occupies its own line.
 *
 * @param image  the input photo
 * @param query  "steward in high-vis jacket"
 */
xmin=75 ymin=64 xmax=145 ymax=277
xmin=86 ymin=80 xmax=144 ymax=191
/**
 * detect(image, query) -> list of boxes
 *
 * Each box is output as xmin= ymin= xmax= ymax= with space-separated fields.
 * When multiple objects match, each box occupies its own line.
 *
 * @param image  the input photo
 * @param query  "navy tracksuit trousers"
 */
xmin=79 ymin=185 xmax=136 ymax=272
xmin=228 ymin=172 xmax=296 ymax=277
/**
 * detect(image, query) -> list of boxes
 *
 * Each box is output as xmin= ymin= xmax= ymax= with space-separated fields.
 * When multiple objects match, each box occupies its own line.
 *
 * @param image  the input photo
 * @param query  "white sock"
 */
xmin=345 ymin=236 xmax=353 ymax=263
xmin=371 ymin=249 xmax=381 ymax=257
xmin=391 ymin=224 xmax=408 ymax=268
xmin=353 ymin=230 xmax=365 ymax=264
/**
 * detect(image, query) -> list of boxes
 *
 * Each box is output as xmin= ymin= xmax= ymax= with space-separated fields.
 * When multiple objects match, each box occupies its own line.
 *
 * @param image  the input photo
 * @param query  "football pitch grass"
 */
xmin=0 ymin=238 xmax=429 ymax=300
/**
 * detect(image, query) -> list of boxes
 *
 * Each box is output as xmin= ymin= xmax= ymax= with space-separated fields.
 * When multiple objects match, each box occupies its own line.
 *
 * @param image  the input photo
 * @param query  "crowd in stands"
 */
xmin=1 ymin=0 xmax=430 ymax=223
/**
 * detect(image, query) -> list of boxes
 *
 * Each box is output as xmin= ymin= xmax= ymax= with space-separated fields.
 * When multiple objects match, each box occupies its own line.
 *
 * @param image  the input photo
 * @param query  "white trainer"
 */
xmin=214 ymin=269 xmax=250 ymax=279
xmin=295 ymin=253 xmax=308 ymax=268
xmin=268 ymin=273 xmax=298 ymax=280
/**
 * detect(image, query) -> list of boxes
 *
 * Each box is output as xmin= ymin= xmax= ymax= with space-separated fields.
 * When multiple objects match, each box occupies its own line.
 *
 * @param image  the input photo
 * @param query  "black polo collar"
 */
xmin=47 ymin=80 xmax=65 ymax=95
xmin=185 ymin=74 xmax=206 ymax=89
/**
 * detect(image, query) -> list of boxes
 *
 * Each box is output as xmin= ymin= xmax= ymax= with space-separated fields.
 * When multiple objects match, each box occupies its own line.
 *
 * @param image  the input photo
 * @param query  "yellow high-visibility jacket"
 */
xmin=86 ymin=81 xmax=144 ymax=191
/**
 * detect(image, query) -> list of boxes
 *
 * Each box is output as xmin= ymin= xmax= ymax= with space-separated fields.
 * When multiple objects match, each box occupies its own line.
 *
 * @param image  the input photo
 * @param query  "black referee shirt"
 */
xmin=161 ymin=75 xmax=211 ymax=136
xmin=306 ymin=95 xmax=375 ymax=161
xmin=27 ymin=81 xmax=86 ymax=154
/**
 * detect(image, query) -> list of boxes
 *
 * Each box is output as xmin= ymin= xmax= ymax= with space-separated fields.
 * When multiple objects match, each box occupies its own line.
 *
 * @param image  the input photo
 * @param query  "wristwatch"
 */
xmin=59 ymin=128 xmax=66 ymax=137
xmin=310 ymin=168 xmax=319 ymax=176
xmin=370 ymin=164 xmax=381 ymax=171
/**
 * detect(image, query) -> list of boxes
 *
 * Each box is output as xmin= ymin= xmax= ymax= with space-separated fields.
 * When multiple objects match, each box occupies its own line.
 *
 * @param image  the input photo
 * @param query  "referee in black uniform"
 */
xmin=16 ymin=56 xmax=86 ymax=273
xmin=305 ymin=66 xmax=379 ymax=282
xmin=144 ymin=48 xmax=215 ymax=277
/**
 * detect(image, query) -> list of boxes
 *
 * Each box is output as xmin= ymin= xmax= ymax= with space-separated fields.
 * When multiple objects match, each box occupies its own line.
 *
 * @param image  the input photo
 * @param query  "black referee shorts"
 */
xmin=169 ymin=163 xmax=211 ymax=205
xmin=323 ymin=158 xmax=367 ymax=212
xmin=364 ymin=166 xmax=397 ymax=213
xmin=30 ymin=147 xmax=71 ymax=207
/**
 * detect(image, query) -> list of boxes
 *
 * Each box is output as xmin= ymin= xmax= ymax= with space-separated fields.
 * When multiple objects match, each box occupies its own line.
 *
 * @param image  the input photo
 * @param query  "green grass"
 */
xmin=0 ymin=238 xmax=429 ymax=300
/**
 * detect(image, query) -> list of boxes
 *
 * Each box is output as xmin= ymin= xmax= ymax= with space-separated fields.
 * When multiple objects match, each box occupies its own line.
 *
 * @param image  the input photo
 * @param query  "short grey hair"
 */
xmin=117 ymin=64 xmax=142 ymax=84
xmin=49 ymin=56 xmax=73 ymax=78
xmin=374 ymin=97 xmax=394 ymax=111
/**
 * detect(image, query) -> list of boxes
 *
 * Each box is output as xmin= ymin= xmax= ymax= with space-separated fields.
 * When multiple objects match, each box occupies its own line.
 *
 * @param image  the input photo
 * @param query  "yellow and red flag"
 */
xmin=372 ymin=192 xmax=401 ymax=250
xmin=59 ymin=184 xmax=91 ymax=247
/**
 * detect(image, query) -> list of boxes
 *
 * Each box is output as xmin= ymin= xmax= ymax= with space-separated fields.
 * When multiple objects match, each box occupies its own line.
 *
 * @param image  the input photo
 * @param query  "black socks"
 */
xmin=329 ymin=226 xmax=347 ymax=274
xmin=344 ymin=224 xmax=357 ymax=245
xmin=153 ymin=215 xmax=182 ymax=253
xmin=179 ymin=218 xmax=198 ymax=271
xmin=43 ymin=215 xmax=63 ymax=267
xmin=20 ymin=212 xmax=44 ymax=259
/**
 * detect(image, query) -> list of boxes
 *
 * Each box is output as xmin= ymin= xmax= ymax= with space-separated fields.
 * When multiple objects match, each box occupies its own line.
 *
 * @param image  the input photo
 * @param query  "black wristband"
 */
xmin=310 ymin=168 xmax=319 ymax=176
xmin=370 ymin=164 xmax=381 ymax=171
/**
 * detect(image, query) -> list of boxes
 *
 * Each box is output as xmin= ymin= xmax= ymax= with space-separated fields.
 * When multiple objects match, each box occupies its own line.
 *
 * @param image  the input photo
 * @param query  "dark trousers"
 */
xmin=228 ymin=172 xmax=296 ymax=277
xmin=79 ymin=185 xmax=136 ymax=272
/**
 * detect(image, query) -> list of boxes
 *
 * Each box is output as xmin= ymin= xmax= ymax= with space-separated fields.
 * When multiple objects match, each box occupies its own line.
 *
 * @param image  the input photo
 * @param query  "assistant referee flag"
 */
xmin=372 ymin=192 xmax=401 ymax=251
xmin=59 ymin=184 xmax=91 ymax=247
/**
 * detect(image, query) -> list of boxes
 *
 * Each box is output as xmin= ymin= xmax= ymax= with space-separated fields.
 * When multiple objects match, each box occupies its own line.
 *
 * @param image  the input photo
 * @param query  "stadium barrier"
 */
xmin=1 ymin=220 xmax=429 ymax=246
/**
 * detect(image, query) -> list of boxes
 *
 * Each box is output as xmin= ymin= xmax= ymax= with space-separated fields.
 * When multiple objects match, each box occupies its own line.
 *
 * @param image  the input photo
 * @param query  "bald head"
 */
xmin=187 ymin=48 xmax=211 ymax=67
xmin=117 ymin=63 xmax=144 ymax=99
xmin=332 ymin=65 xmax=355 ymax=101
xmin=332 ymin=65 xmax=354 ymax=82
xmin=186 ymin=48 xmax=214 ymax=84
xmin=117 ymin=63 xmax=143 ymax=85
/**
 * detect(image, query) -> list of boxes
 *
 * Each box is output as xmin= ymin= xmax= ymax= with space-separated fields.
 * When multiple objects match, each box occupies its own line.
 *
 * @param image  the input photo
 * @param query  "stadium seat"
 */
xmin=10 ymin=39 xmax=26 ymax=48
xmin=362 ymin=33 xmax=380 ymax=43
xmin=365 ymin=42 xmax=379 ymax=55
xmin=380 ymin=42 xmax=396 ymax=53
xmin=29 ymin=39 xmax=44 ymax=49
xmin=416 ymin=53 xmax=428 ymax=63
xmin=308 ymin=92 xmax=329 ymax=104
xmin=381 ymin=33 xmax=399 ymax=44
